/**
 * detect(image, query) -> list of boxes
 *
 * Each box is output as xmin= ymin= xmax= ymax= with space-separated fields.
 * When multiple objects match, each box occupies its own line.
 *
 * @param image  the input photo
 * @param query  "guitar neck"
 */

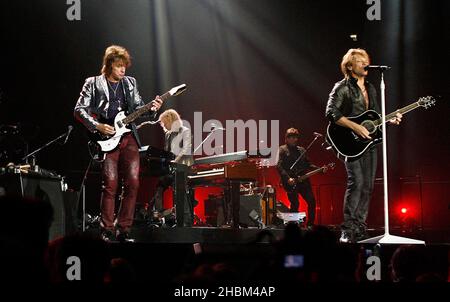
xmin=298 ymin=167 xmax=323 ymax=181
xmin=122 ymin=91 xmax=171 ymax=125
xmin=375 ymin=101 xmax=421 ymax=126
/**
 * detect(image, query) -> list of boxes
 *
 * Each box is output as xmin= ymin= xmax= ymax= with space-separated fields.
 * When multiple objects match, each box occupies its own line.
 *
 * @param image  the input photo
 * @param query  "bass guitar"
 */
xmin=282 ymin=162 xmax=335 ymax=192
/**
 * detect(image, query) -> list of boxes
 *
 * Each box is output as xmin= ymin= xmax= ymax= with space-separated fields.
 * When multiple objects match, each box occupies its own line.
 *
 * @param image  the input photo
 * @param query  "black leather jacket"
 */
xmin=74 ymin=75 xmax=157 ymax=147
xmin=325 ymin=77 xmax=380 ymax=123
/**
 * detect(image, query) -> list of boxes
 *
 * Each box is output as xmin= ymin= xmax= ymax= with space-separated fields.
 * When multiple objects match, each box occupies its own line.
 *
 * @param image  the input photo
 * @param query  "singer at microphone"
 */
xmin=324 ymin=48 xmax=401 ymax=243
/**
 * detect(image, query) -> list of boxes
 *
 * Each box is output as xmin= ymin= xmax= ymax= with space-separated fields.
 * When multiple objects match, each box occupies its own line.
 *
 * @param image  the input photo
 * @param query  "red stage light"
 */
xmin=400 ymin=207 xmax=408 ymax=214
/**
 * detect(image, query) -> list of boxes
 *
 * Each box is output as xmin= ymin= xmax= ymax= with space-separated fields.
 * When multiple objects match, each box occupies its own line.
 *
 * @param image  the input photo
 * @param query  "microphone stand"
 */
xmin=193 ymin=127 xmax=223 ymax=154
xmin=289 ymin=135 xmax=321 ymax=171
xmin=78 ymin=157 xmax=93 ymax=232
xmin=359 ymin=69 xmax=424 ymax=245
xmin=22 ymin=127 xmax=71 ymax=166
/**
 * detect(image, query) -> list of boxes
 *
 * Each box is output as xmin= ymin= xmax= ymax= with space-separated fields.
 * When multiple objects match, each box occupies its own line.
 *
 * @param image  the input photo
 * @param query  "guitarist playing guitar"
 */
xmin=325 ymin=48 xmax=402 ymax=243
xmin=74 ymin=45 xmax=163 ymax=242
xmin=277 ymin=128 xmax=330 ymax=228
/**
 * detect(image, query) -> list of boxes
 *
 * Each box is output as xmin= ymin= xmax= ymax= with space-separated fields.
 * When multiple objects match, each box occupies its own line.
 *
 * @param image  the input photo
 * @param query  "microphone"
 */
xmin=313 ymin=132 xmax=323 ymax=137
xmin=364 ymin=65 xmax=391 ymax=71
xmin=63 ymin=125 xmax=73 ymax=144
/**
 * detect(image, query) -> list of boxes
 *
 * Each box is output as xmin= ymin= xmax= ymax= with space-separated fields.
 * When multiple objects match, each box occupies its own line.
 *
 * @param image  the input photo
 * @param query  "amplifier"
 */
xmin=0 ymin=172 xmax=66 ymax=240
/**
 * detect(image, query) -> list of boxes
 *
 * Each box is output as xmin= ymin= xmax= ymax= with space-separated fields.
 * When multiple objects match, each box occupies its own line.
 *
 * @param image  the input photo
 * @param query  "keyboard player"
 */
xmin=152 ymin=109 xmax=194 ymax=218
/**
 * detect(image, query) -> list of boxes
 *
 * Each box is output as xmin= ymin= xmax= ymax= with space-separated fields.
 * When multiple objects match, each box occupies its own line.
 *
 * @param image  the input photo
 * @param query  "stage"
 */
xmin=126 ymin=226 xmax=450 ymax=245
xmin=2 ymin=0 xmax=450 ymax=286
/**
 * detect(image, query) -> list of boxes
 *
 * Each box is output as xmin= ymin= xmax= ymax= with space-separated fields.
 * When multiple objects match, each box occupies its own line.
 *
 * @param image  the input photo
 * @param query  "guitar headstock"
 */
xmin=418 ymin=96 xmax=436 ymax=109
xmin=321 ymin=162 xmax=336 ymax=173
xmin=169 ymin=84 xmax=187 ymax=96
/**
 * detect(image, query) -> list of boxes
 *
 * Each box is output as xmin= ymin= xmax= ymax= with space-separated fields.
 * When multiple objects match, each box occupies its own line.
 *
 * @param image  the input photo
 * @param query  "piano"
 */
xmin=193 ymin=150 xmax=249 ymax=166
xmin=193 ymin=150 xmax=270 ymax=166
xmin=189 ymin=151 xmax=266 ymax=228
xmin=139 ymin=147 xmax=267 ymax=228
xmin=190 ymin=150 xmax=269 ymax=184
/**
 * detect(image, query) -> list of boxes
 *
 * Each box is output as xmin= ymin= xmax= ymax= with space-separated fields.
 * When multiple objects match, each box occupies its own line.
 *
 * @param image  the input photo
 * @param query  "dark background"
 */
xmin=1 ymin=0 xmax=449 ymax=229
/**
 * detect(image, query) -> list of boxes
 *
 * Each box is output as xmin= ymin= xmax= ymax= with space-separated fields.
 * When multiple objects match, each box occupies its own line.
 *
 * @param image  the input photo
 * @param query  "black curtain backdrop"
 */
xmin=1 ymin=1 xmax=449 ymax=221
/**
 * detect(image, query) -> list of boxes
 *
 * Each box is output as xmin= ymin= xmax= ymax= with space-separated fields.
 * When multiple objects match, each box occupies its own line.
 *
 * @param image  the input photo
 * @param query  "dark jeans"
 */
xmin=100 ymin=134 xmax=140 ymax=232
xmin=342 ymin=147 xmax=377 ymax=233
xmin=286 ymin=181 xmax=316 ymax=225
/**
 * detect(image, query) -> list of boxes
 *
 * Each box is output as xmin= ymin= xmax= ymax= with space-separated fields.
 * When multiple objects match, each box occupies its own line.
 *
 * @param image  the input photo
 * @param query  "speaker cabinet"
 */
xmin=239 ymin=194 xmax=263 ymax=227
xmin=0 ymin=173 xmax=66 ymax=240
xmin=204 ymin=193 xmax=264 ymax=227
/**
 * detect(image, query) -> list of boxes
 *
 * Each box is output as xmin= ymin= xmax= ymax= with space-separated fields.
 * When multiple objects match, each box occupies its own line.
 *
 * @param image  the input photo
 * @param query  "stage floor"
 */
xmin=126 ymin=225 xmax=450 ymax=245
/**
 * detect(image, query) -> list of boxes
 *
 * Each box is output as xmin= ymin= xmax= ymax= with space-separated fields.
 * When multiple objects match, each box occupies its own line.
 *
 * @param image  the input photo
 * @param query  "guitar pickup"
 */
xmin=117 ymin=121 xmax=124 ymax=128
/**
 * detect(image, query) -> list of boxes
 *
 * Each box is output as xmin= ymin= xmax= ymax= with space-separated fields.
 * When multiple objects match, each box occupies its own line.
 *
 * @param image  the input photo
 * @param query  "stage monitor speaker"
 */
xmin=0 ymin=173 xmax=66 ymax=240
xmin=205 ymin=194 xmax=263 ymax=227
xmin=239 ymin=194 xmax=263 ymax=227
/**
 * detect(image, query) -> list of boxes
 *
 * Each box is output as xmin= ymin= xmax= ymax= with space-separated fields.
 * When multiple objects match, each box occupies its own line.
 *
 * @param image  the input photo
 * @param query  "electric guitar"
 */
xmin=326 ymin=96 xmax=436 ymax=161
xmin=88 ymin=84 xmax=187 ymax=161
xmin=281 ymin=163 xmax=335 ymax=192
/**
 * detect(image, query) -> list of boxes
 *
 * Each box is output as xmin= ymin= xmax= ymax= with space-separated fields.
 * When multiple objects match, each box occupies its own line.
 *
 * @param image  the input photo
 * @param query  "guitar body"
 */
xmin=87 ymin=112 xmax=131 ymax=161
xmin=95 ymin=111 xmax=131 ymax=152
xmin=326 ymin=110 xmax=383 ymax=161
xmin=281 ymin=163 xmax=335 ymax=192
xmin=85 ymin=83 xmax=187 ymax=162
xmin=326 ymin=96 xmax=436 ymax=161
xmin=281 ymin=173 xmax=303 ymax=193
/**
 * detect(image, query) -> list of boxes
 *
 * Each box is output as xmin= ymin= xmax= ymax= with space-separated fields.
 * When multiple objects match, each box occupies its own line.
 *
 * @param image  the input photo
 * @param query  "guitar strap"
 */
xmin=122 ymin=77 xmax=132 ymax=115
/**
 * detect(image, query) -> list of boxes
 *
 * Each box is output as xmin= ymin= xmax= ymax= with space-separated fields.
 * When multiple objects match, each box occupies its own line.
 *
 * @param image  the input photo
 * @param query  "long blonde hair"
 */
xmin=340 ymin=48 xmax=370 ymax=78
xmin=159 ymin=109 xmax=182 ymax=131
